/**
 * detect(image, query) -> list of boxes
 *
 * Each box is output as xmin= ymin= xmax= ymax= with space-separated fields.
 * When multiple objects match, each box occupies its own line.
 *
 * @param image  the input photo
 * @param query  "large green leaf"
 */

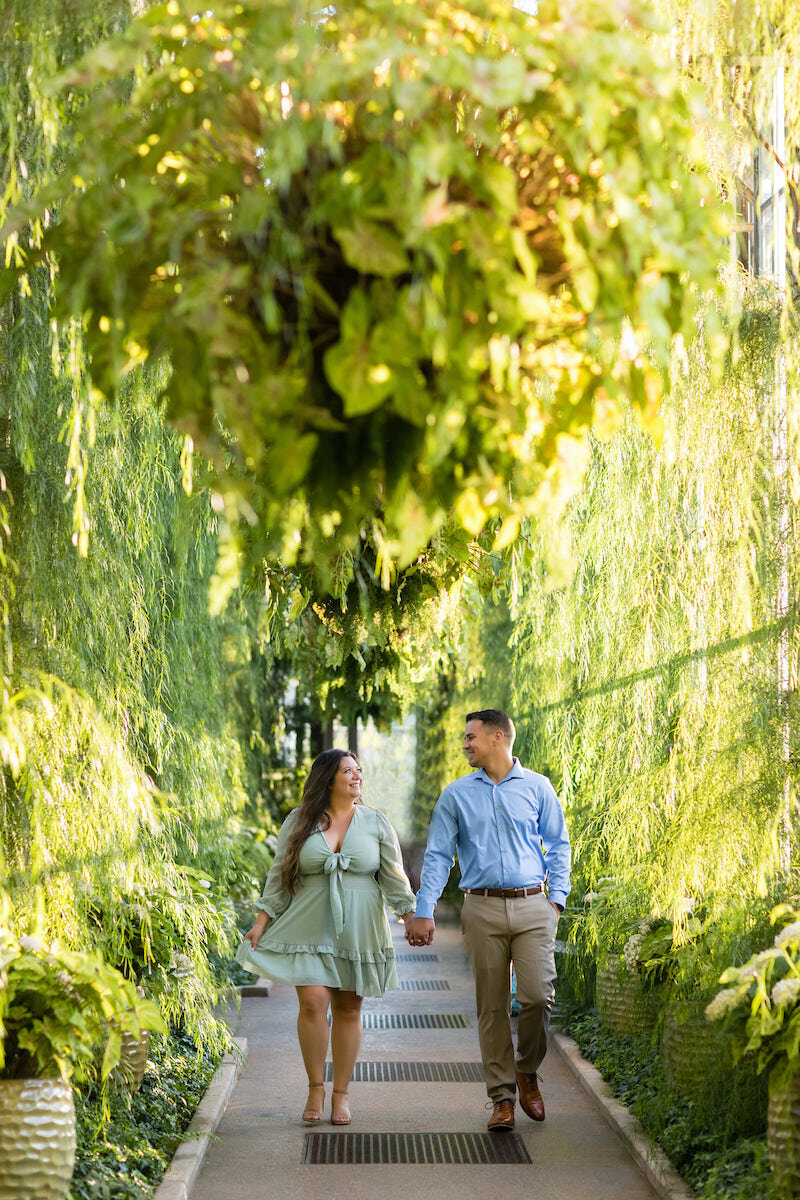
xmin=333 ymin=219 xmax=409 ymax=277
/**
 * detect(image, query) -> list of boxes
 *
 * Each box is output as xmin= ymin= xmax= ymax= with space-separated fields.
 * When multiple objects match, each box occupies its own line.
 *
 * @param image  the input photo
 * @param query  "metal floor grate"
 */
xmin=323 ymin=1061 xmax=484 ymax=1083
xmin=397 ymin=979 xmax=450 ymax=991
xmin=361 ymin=1012 xmax=468 ymax=1029
xmin=395 ymin=953 xmax=439 ymax=962
xmin=302 ymin=1131 xmax=531 ymax=1164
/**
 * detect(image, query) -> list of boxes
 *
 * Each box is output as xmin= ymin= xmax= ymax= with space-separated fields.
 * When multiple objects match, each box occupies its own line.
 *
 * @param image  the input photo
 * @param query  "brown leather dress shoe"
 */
xmin=516 ymin=1071 xmax=545 ymax=1121
xmin=487 ymin=1099 xmax=515 ymax=1131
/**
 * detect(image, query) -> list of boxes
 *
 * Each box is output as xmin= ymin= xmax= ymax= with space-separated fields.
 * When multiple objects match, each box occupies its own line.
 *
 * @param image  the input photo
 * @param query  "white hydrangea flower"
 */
xmin=771 ymin=977 xmax=800 ymax=1007
xmin=774 ymin=922 xmax=800 ymax=950
xmin=583 ymin=892 xmax=599 ymax=905
xmin=705 ymin=988 xmax=743 ymax=1021
xmin=737 ymin=963 xmax=760 ymax=982
xmin=623 ymin=931 xmax=646 ymax=974
xmin=18 ymin=935 xmax=43 ymax=953
xmin=170 ymin=952 xmax=194 ymax=980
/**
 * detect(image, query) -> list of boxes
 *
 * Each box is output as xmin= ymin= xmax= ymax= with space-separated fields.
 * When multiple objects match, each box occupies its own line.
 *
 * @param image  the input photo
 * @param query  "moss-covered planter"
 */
xmin=662 ymin=999 xmax=730 ymax=1095
xmin=767 ymin=1069 xmax=800 ymax=1195
xmin=596 ymin=957 xmax=657 ymax=1035
xmin=0 ymin=1078 xmax=76 ymax=1200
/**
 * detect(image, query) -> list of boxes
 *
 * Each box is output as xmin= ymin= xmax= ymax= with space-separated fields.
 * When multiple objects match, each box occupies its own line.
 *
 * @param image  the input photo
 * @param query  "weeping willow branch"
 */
xmin=523 ymin=611 xmax=796 ymax=717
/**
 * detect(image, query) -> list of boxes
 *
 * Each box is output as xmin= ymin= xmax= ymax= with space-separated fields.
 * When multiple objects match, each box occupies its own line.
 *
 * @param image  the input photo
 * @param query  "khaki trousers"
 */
xmin=461 ymin=891 xmax=558 ymax=1102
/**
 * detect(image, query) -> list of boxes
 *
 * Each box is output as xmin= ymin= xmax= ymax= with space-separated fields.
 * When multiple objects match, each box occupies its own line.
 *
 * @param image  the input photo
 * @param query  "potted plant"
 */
xmin=595 ymin=916 xmax=666 ymax=1036
xmin=627 ymin=910 xmax=734 ymax=1095
xmin=705 ymin=906 xmax=800 ymax=1197
xmin=0 ymin=923 xmax=166 ymax=1200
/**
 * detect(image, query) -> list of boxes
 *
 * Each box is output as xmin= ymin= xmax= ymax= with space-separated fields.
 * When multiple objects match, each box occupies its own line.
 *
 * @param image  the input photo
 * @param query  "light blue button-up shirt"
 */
xmin=415 ymin=758 xmax=571 ymax=918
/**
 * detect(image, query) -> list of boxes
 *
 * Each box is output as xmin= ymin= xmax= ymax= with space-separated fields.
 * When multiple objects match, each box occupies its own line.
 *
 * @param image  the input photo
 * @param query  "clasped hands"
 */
xmin=402 ymin=914 xmax=435 ymax=947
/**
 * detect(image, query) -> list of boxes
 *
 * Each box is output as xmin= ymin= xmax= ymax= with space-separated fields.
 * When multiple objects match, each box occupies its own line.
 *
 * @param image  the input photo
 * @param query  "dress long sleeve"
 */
xmin=236 ymin=804 xmax=414 ymax=996
xmin=375 ymin=811 xmax=417 ymax=917
xmin=254 ymin=810 xmax=299 ymax=920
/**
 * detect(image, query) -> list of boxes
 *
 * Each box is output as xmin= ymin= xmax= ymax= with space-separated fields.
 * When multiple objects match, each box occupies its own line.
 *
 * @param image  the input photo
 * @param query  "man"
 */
xmin=406 ymin=709 xmax=570 ymax=1132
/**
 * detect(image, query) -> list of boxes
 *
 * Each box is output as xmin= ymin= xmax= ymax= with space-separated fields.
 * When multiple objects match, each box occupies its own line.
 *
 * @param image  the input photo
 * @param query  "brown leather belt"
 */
xmin=463 ymin=885 xmax=543 ymax=899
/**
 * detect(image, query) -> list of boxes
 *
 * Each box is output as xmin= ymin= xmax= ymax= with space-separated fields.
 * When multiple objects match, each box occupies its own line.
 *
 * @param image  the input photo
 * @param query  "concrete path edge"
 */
xmin=552 ymin=1032 xmax=694 ymax=1200
xmin=153 ymin=1036 xmax=248 ymax=1200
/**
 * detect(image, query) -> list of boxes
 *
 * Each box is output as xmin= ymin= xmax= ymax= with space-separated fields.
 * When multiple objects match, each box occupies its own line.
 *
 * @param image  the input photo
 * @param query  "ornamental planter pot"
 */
xmin=662 ymin=999 xmax=730 ymax=1095
xmin=767 ymin=1069 xmax=800 ymax=1195
xmin=109 ymin=987 xmax=151 ymax=1094
xmin=112 ymin=1027 xmax=150 ymax=1094
xmin=0 ymin=1078 xmax=76 ymax=1200
xmin=596 ymin=956 xmax=657 ymax=1036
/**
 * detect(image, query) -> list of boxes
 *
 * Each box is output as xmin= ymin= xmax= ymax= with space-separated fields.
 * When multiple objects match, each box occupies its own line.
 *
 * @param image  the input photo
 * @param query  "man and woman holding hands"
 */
xmin=237 ymin=708 xmax=570 ymax=1132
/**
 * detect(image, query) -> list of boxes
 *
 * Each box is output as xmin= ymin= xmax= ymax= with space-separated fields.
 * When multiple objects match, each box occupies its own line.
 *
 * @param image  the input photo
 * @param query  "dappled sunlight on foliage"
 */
xmin=2 ymin=0 xmax=799 ymax=1192
xmin=510 ymin=289 xmax=799 ymax=923
xmin=3 ymin=0 xmax=724 ymax=586
xmin=0 ymin=344 xmax=277 ymax=1048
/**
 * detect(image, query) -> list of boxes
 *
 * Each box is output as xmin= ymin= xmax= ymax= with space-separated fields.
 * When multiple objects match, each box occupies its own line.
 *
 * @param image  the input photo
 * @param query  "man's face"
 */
xmin=462 ymin=719 xmax=499 ymax=769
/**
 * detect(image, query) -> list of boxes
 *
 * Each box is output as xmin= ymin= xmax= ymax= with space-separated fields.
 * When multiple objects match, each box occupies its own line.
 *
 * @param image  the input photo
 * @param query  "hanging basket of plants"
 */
xmin=595 ymin=955 xmax=657 ymax=1036
xmin=767 ymin=1069 xmax=800 ymax=1196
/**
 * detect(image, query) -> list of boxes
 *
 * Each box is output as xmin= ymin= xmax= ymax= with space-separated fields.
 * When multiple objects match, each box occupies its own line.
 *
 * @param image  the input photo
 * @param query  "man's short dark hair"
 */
xmin=466 ymin=709 xmax=515 ymax=742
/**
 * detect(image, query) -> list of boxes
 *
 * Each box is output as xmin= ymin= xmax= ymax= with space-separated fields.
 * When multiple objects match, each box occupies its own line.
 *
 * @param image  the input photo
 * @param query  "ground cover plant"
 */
xmin=68 ymin=1032 xmax=220 ymax=1200
xmin=561 ymin=1011 xmax=778 ymax=1200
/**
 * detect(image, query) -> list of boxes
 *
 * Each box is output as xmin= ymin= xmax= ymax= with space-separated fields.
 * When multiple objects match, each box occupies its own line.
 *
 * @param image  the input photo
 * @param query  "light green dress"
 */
xmin=235 ymin=805 xmax=417 ymax=997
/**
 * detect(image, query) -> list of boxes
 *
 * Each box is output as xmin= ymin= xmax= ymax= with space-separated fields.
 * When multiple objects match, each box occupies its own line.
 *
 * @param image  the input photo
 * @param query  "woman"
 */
xmin=236 ymin=749 xmax=417 ymax=1126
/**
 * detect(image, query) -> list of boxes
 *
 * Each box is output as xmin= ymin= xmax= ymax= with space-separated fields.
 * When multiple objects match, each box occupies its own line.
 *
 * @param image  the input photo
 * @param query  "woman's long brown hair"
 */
xmin=280 ymin=749 xmax=362 ymax=894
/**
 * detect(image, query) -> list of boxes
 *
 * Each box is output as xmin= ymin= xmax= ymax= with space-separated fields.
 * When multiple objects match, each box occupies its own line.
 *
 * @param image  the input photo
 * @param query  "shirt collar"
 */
xmin=475 ymin=757 xmax=524 ymax=785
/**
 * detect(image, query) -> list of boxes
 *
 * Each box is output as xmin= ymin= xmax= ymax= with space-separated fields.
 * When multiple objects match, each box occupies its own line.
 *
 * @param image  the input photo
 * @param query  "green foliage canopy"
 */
xmin=258 ymin=520 xmax=490 ymax=728
xmin=5 ymin=0 xmax=724 ymax=584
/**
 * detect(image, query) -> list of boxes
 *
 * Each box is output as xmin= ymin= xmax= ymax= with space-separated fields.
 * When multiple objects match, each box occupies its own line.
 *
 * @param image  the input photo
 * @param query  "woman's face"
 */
xmin=328 ymin=755 xmax=363 ymax=806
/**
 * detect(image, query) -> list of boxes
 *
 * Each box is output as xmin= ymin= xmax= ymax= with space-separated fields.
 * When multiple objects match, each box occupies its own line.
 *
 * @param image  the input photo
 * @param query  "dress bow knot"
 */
xmin=324 ymin=852 xmax=352 ymax=934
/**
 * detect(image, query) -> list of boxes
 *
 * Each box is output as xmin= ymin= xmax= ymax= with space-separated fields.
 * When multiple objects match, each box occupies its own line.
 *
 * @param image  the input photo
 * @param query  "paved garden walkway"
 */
xmin=192 ymin=916 xmax=662 ymax=1200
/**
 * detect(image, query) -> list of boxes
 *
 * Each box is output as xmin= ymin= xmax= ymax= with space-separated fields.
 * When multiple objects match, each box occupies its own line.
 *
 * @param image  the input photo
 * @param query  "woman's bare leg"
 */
xmin=296 ymin=985 xmax=331 ymax=1120
xmin=329 ymin=989 xmax=363 ymax=1123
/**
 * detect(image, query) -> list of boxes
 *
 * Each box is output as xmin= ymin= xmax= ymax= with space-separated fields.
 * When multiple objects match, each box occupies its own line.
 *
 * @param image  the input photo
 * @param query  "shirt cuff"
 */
xmin=549 ymin=893 xmax=568 ymax=911
xmin=414 ymin=900 xmax=436 ymax=919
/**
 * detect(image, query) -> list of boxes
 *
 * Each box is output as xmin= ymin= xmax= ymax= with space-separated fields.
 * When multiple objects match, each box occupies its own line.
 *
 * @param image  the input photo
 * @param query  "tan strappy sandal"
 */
xmin=331 ymin=1089 xmax=351 ymax=1125
xmin=302 ymin=1083 xmax=325 ymax=1124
